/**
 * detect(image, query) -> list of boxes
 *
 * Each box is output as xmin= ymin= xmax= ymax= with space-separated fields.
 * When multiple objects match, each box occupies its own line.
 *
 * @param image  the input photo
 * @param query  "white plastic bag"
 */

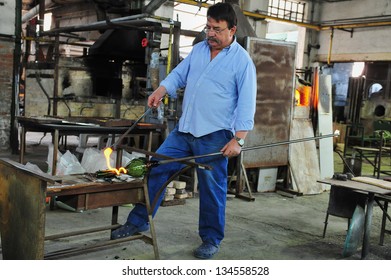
xmin=47 ymin=143 xmax=85 ymax=175
xmin=57 ymin=150 xmax=86 ymax=175
xmin=25 ymin=162 xmax=45 ymax=174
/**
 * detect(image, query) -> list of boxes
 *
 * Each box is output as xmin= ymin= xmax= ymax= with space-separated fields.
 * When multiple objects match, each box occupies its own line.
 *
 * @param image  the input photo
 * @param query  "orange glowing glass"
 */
xmin=103 ymin=147 xmax=127 ymax=175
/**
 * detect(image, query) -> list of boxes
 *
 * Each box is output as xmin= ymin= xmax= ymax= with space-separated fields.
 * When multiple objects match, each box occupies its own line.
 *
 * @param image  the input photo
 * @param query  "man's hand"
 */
xmin=221 ymin=138 xmax=242 ymax=157
xmin=148 ymin=86 xmax=167 ymax=108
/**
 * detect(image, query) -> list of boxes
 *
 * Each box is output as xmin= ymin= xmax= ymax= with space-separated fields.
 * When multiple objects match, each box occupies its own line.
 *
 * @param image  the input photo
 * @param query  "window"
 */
xmin=268 ymin=0 xmax=305 ymax=22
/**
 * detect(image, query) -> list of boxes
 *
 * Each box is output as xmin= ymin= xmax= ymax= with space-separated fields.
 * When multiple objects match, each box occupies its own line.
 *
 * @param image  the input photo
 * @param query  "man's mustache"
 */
xmin=207 ymin=37 xmax=219 ymax=43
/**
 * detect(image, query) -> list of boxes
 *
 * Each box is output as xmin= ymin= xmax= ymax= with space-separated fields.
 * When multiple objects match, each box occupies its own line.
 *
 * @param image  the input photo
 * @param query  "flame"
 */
xmin=103 ymin=147 xmax=128 ymax=175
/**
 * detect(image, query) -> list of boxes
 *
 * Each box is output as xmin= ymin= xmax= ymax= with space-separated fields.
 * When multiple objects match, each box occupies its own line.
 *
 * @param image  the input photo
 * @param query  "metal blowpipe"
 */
xmin=111 ymin=98 xmax=163 ymax=149
xmin=111 ymin=107 xmax=153 ymax=149
xmin=126 ymin=130 xmax=340 ymax=177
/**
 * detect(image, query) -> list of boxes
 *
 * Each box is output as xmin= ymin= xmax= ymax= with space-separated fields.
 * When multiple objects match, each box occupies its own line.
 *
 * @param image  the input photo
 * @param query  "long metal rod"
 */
xmin=123 ymin=146 xmax=213 ymax=170
xmin=153 ymin=131 xmax=340 ymax=166
xmin=111 ymin=107 xmax=153 ymax=149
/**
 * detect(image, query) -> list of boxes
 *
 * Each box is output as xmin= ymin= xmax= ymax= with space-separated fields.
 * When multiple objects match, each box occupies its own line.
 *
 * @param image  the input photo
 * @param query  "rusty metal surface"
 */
xmin=0 ymin=158 xmax=159 ymax=260
xmin=0 ymin=160 xmax=47 ymax=259
xmin=243 ymin=38 xmax=296 ymax=168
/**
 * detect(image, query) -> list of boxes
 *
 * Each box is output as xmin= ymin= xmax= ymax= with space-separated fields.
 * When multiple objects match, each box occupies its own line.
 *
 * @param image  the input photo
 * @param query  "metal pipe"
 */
xmin=320 ymin=20 xmax=391 ymax=31
xmin=22 ymin=0 xmax=54 ymax=23
xmin=40 ymin=13 xmax=152 ymax=35
xmin=327 ymin=28 xmax=334 ymax=65
xmin=111 ymin=107 xmax=154 ymax=149
xmin=151 ymin=131 xmax=340 ymax=166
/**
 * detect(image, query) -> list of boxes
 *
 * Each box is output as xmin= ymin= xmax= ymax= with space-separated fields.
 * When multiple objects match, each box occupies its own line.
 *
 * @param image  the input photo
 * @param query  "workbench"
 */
xmin=0 ymin=158 xmax=159 ymax=260
xmin=318 ymin=177 xmax=391 ymax=259
xmin=17 ymin=116 xmax=165 ymax=175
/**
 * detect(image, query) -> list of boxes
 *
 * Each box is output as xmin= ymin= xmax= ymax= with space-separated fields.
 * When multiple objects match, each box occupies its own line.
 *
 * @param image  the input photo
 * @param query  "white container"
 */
xmin=257 ymin=168 xmax=278 ymax=192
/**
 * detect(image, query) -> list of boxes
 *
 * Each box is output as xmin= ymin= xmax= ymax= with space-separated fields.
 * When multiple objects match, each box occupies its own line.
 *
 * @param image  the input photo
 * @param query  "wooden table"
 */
xmin=0 ymin=158 xmax=159 ymax=260
xmin=318 ymin=177 xmax=391 ymax=259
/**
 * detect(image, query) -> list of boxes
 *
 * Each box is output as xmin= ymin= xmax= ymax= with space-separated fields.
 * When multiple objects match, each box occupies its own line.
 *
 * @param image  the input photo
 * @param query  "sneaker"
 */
xmin=111 ymin=222 xmax=149 ymax=240
xmin=193 ymin=242 xmax=220 ymax=259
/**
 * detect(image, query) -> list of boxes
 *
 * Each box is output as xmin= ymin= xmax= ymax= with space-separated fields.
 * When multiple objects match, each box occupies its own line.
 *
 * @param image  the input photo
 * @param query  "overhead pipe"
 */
xmin=321 ymin=20 xmax=391 ymax=30
xmin=39 ymin=13 xmax=176 ymax=36
xmin=22 ymin=0 xmax=54 ymax=23
xmin=144 ymin=0 xmax=168 ymax=15
xmin=327 ymin=28 xmax=334 ymax=65
xmin=41 ymin=13 xmax=150 ymax=35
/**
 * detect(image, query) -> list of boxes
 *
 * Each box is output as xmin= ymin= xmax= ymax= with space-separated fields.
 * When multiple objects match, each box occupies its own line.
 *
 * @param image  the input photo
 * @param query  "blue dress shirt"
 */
xmin=160 ymin=38 xmax=257 ymax=137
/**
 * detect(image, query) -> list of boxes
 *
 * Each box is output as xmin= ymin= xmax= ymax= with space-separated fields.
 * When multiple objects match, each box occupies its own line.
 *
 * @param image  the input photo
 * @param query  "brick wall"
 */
xmin=0 ymin=39 xmax=14 ymax=150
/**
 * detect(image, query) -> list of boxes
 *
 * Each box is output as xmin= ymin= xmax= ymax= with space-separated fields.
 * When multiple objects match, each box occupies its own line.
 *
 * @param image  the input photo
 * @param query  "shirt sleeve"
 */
xmin=234 ymin=58 xmax=257 ymax=132
xmin=160 ymin=52 xmax=192 ymax=98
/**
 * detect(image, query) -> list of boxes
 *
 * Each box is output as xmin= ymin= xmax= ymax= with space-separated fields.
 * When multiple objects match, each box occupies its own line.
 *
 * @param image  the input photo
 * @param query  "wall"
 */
xmin=24 ymin=57 xmax=144 ymax=119
xmin=315 ymin=0 xmax=391 ymax=62
xmin=0 ymin=0 xmax=16 ymax=150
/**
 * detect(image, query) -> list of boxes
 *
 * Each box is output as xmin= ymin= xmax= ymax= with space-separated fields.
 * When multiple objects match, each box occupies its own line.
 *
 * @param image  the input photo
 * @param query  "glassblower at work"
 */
xmin=111 ymin=2 xmax=257 ymax=260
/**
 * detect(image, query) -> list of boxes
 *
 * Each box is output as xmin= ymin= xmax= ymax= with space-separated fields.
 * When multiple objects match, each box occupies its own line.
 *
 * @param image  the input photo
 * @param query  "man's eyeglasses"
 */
xmin=203 ymin=26 xmax=228 ymax=35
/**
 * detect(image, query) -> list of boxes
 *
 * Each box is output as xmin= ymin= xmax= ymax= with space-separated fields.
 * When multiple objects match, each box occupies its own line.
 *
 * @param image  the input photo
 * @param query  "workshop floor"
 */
xmin=0 ymin=133 xmax=390 ymax=260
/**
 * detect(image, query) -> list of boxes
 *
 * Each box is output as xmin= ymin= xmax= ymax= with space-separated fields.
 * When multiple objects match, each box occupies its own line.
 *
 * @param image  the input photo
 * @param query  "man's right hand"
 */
xmin=148 ymin=86 xmax=166 ymax=108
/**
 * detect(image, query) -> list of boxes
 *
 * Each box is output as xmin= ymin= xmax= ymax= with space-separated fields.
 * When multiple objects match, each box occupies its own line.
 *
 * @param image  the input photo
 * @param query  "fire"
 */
xmin=103 ymin=147 xmax=128 ymax=175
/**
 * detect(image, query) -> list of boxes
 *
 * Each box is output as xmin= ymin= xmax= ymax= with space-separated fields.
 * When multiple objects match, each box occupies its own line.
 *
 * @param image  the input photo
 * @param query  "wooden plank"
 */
xmin=289 ymin=119 xmax=325 ymax=194
xmin=318 ymin=74 xmax=334 ymax=180
xmin=352 ymin=176 xmax=391 ymax=190
xmin=319 ymin=178 xmax=391 ymax=195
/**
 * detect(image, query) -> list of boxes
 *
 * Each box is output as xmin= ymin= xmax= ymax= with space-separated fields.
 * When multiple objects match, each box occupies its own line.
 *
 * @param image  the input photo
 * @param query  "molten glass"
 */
xmin=124 ymin=157 xmax=150 ymax=177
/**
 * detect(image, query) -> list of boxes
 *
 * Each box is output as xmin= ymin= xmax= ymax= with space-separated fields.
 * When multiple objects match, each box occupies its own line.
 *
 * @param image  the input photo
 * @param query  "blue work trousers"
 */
xmin=126 ymin=126 xmax=232 ymax=246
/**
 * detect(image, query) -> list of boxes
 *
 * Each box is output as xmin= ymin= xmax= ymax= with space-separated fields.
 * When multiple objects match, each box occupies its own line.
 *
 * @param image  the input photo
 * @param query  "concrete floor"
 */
xmin=0 ymin=132 xmax=390 ymax=260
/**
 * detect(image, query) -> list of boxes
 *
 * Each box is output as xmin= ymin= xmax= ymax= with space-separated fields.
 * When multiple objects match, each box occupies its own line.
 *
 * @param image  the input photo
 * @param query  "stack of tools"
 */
xmin=332 ymin=172 xmax=354 ymax=181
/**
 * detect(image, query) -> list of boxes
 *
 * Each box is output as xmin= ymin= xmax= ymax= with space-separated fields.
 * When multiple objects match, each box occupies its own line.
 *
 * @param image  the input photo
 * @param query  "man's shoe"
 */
xmin=193 ymin=242 xmax=220 ymax=259
xmin=111 ymin=222 xmax=149 ymax=240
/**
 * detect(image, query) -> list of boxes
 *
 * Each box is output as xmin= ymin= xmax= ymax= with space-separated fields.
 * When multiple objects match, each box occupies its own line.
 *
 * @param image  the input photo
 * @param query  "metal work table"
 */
xmin=0 ymin=158 xmax=159 ymax=260
xmin=352 ymin=146 xmax=391 ymax=178
xmin=318 ymin=177 xmax=391 ymax=259
xmin=17 ymin=116 xmax=165 ymax=175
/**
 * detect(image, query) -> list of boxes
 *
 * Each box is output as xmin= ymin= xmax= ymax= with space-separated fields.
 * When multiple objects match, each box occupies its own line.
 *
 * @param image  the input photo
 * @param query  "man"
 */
xmin=111 ymin=2 xmax=257 ymax=259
